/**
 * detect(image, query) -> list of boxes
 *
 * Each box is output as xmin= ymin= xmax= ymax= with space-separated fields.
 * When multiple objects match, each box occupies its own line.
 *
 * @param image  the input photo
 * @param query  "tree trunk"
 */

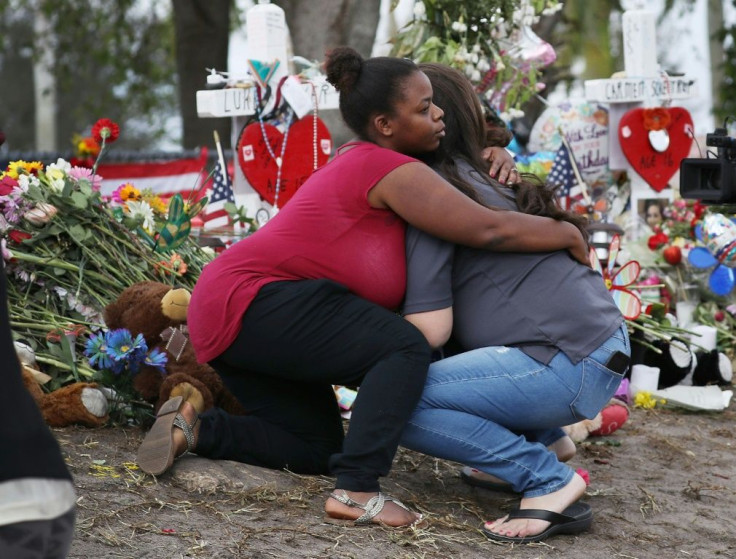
xmin=173 ymin=0 xmax=232 ymax=149
xmin=272 ymin=0 xmax=382 ymax=147
xmin=273 ymin=0 xmax=381 ymax=60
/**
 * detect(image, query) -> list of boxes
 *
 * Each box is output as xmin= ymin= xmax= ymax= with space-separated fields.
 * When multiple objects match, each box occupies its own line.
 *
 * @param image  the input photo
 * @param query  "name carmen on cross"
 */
xmin=604 ymin=77 xmax=694 ymax=102
xmin=221 ymin=82 xmax=333 ymax=112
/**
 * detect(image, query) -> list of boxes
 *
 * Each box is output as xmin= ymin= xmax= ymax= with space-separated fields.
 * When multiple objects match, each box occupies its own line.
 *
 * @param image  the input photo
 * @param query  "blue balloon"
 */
xmin=694 ymin=223 xmax=703 ymax=243
xmin=688 ymin=246 xmax=718 ymax=269
xmin=709 ymin=265 xmax=736 ymax=296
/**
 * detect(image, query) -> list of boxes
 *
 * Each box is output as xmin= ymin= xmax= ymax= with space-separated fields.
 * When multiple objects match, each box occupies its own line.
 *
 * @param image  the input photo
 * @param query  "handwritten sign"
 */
xmin=197 ymin=78 xmax=339 ymax=118
xmin=585 ymin=77 xmax=696 ymax=104
xmin=618 ymin=107 xmax=694 ymax=192
xmin=528 ymin=100 xmax=611 ymax=186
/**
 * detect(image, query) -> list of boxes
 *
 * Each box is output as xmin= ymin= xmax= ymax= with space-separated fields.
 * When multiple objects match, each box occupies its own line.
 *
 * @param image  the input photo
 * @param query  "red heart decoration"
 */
xmin=618 ymin=107 xmax=693 ymax=192
xmin=237 ymin=116 xmax=332 ymax=207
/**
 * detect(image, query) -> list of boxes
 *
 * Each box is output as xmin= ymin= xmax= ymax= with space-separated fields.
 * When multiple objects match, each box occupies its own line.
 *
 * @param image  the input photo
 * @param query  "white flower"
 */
xmin=16 ymin=174 xmax=39 ymax=192
xmin=45 ymin=159 xmax=71 ymax=193
xmin=125 ymin=200 xmax=156 ymax=232
xmin=477 ymin=58 xmax=491 ymax=73
xmin=451 ymin=21 xmax=467 ymax=33
xmin=200 ymin=246 xmax=216 ymax=258
xmin=509 ymin=108 xmax=526 ymax=119
xmin=470 ymin=69 xmax=481 ymax=82
xmin=413 ymin=2 xmax=426 ymax=19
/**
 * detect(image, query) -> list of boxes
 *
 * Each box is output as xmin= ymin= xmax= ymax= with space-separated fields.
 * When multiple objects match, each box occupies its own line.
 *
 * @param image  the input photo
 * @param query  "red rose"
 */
xmin=8 ymin=230 xmax=31 ymax=243
xmin=647 ymin=231 xmax=669 ymax=250
xmin=91 ymin=118 xmax=120 ymax=144
xmin=714 ymin=310 xmax=725 ymax=322
xmin=692 ymin=201 xmax=705 ymax=219
xmin=0 ymin=175 xmax=18 ymax=196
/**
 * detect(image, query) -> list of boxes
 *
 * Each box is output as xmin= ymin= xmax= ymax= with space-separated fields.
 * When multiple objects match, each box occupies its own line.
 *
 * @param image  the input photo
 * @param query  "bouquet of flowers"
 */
xmin=0 ymin=119 xmax=214 ymax=391
xmin=390 ymin=0 xmax=563 ymax=119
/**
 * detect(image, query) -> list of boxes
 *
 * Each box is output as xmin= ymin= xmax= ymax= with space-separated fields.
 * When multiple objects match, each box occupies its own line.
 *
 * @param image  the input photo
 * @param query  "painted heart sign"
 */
xmin=618 ymin=107 xmax=694 ymax=192
xmin=237 ymin=115 xmax=332 ymax=207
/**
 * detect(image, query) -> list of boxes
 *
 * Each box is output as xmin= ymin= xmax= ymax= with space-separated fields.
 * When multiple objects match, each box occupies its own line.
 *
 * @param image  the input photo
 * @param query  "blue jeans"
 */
xmin=401 ymin=323 xmax=629 ymax=497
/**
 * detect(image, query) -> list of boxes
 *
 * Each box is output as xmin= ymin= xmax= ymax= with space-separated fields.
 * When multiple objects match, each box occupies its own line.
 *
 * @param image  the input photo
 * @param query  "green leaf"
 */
xmin=70 ymin=191 xmax=89 ymax=209
xmin=68 ymin=224 xmax=87 ymax=240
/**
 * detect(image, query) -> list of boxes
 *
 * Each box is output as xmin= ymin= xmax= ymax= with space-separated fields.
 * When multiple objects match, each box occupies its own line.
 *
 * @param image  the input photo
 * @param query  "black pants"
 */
xmin=0 ymin=507 xmax=75 ymax=559
xmin=197 ymin=279 xmax=431 ymax=492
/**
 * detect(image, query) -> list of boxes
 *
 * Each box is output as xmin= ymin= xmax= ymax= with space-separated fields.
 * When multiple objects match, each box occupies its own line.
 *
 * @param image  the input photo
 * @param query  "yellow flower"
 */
xmin=143 ymin=193 xmax=166 ymax=215
xmin=634 ymin=391 xmax=666 ymax=409
xmin=119 ymin=183 xmax=141 ymax=202
xmin=5 ymin=160 xmax=43 ymax=180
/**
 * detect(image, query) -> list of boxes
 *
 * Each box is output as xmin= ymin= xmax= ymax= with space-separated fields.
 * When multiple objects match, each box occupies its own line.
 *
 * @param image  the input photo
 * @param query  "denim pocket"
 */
xmin=570 ymin=357 xmax=625 ymax=421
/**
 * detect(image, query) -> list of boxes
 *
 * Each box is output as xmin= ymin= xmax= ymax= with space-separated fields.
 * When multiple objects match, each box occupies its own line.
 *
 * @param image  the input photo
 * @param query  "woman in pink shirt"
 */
xmin=137 ymin=47 xmax=589 ymax=528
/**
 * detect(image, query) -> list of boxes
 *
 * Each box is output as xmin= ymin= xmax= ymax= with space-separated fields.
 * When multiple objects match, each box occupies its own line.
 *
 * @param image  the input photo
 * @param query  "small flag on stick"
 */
xmin=203 ymin=131 xmax=235 ymax=230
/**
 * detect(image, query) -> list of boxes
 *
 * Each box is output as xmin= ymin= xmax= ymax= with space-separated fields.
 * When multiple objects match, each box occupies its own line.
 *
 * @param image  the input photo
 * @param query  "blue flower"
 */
xmin=84 ymin=332 xmax=113 ymax=370
xmin=106 ymin=329 xmax=147 ymax=362
xmin=144 ymin=347 xmax=168 ymax=374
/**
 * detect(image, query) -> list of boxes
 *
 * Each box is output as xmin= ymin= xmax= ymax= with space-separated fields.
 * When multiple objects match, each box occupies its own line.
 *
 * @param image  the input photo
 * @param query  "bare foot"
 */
xmin=484 ymin=472 xmax=587 ymax=539
xmin=325 ymin=491 xmax=421 ymax=527
xmin=465 ymin=435 xmax=577 ymax=487
xmin=171 ymin=400 xmax=200 ymax=456
xmin=548 ymin=435 xmax=577 ymax=462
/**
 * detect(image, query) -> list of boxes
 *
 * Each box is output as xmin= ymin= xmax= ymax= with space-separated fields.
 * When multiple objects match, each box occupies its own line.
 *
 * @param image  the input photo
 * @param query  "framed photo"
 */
xmin=629 ymin=186 xmax=673 ymax=239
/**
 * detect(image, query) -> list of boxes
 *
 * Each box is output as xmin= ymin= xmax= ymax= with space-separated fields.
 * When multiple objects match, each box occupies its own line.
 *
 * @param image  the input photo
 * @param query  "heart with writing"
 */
xmin=237 ymin=116 xmax=332 ymax=207
xmin=618 ymin=107 xmax=693 ymax=192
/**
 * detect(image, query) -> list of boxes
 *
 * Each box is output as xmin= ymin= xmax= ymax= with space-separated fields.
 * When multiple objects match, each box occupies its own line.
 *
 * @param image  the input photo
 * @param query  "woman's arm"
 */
xmin=404 ymin=308 xmax=453 ymax=349
xmin=369 ymin=162 xmax=589 ymax=264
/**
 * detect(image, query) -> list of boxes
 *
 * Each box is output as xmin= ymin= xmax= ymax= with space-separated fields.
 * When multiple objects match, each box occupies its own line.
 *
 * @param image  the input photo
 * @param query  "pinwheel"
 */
xmin=688 ymin=213 xmax=736 ymax=297
xmin=589 ymin=234 xmax=642 ymax=320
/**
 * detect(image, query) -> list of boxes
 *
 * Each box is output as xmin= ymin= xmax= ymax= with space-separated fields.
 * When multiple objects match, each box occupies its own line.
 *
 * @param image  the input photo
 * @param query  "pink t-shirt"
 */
xmin=188 ymin=142 xmax=417 ymax=363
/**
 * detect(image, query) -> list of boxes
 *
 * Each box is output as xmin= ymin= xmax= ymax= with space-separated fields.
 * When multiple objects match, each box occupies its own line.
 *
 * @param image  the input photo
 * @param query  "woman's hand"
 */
xmin=482 ymin=146 xmax=519 ymax=185
xmin=567 ymin=222 xmax=591 ymax=266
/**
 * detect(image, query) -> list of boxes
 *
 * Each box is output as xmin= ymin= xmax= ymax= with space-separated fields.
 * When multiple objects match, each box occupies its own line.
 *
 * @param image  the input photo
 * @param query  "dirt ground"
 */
xmin=59 ymin=401 xmax=736 ymax=559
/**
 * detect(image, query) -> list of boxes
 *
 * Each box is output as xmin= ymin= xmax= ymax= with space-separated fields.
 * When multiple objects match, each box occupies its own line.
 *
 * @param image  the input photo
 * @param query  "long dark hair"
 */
xmin=325 ymin=47 xmax=418 ymax=141
xmin=418 ymin=63 xmax=588 ymax=237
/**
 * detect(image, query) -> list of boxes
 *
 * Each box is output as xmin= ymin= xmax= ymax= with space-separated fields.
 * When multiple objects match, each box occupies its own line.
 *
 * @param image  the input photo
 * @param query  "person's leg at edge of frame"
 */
xmin=210 ymin=280 xmax=432 ymax=527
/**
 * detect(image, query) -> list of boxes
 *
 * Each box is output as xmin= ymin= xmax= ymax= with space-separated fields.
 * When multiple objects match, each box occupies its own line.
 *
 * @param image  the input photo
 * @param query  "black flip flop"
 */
xmin=460 ymin=466 xmax=517 ymax=493
xmin=481 ymin=501 xmax=593 ymax=544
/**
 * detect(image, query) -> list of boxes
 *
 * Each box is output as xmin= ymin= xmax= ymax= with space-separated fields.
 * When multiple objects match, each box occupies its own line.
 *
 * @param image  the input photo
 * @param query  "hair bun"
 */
xmin=325 ymin=47 xmax=363 ymax=93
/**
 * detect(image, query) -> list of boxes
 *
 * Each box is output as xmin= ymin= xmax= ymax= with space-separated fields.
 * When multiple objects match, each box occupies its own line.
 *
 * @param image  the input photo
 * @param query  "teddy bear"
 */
xmin=16 ymin=341 xmax=109 ymax=428
xmin=103 ymin=281 xmax=245 ymax=416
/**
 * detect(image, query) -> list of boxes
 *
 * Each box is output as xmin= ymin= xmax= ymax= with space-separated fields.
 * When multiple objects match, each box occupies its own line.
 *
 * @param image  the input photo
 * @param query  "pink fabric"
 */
xmin=188 ymin=142 xmax=418 ymax=364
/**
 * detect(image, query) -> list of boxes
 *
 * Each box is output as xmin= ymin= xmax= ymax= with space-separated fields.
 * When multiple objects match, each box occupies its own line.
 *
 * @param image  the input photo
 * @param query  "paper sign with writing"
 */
xmin=528 ymin=100 xmax=611 ymax=186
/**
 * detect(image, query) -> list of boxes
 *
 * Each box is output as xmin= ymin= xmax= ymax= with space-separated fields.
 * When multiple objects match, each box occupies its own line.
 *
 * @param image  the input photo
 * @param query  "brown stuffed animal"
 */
xmin=103 ymin=281 xmax=244 ymax=416
xmin=16 ymin=343 xmax=109 ymax=428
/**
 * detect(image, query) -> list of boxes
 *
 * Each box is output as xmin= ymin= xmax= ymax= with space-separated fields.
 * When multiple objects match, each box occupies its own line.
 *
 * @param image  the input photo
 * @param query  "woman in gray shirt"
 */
xmin=400 ymin=64 xmax=629 ymax=544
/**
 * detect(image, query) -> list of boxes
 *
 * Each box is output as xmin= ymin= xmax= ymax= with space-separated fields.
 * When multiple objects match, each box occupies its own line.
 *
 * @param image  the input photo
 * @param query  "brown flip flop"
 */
xmin=136 ymin=396 xmax=198 ymax=476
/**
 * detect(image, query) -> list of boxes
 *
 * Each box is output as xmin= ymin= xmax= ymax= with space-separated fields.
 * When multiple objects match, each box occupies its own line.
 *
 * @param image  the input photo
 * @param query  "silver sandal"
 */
xmin=325 ymin=490 xmax=423 ymax=527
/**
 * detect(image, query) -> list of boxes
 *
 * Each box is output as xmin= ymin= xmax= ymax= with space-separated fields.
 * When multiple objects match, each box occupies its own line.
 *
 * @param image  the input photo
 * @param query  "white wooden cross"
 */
xmin=584 ymin=5 xmax=698 ymax=238
xmin=196 ymin=0 xmax=340 ymax=222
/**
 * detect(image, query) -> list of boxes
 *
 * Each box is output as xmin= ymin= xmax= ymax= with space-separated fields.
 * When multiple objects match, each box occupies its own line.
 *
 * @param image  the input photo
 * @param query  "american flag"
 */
xmin=202 ymin=160 xmax=235 ymax=230
xmin=546 ymin=142 xmax=584 ymax=210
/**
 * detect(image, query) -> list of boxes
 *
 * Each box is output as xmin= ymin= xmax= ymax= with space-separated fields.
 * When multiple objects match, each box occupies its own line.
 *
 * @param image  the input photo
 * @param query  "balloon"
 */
xmin=702 ymin=213 xmax=736 ymax=268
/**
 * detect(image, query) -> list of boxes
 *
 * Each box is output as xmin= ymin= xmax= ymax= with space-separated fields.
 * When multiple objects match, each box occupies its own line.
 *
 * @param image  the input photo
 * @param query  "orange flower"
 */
xmin=119 ymin=183 xmax=141 ymax=202
xmin=155 ymin=253 xmax=187 ymax=276
xmin=642 ymin=108 xmax=671 ymax=131
xmin=75 ymin=135 xmax=101 ymax=158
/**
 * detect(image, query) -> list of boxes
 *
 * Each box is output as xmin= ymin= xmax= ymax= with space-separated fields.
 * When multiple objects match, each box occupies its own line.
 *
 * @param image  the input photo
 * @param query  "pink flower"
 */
xmin=576 ymin=468 xmax=590 ymax=486
xmin=68 ymin=166 xmax=102 ymax=191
